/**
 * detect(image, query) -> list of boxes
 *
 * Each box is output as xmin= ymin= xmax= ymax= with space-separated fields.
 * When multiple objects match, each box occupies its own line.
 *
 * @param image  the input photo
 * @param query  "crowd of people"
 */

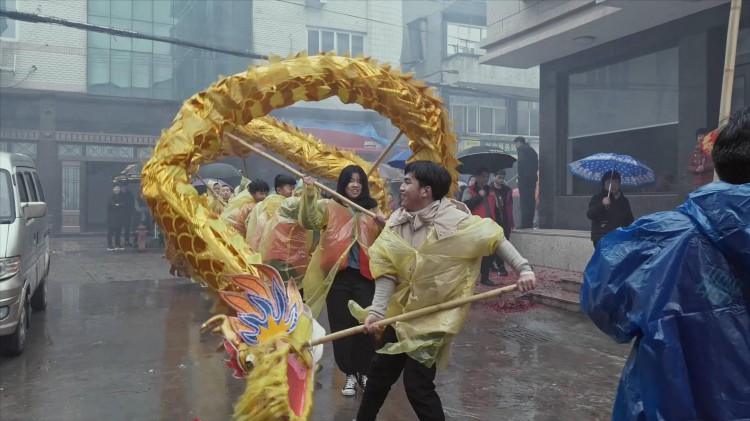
xmin=105 ymin=183 xmax=144 ymax=251
xmin=120 ymin=107 xmax=749 ymax=420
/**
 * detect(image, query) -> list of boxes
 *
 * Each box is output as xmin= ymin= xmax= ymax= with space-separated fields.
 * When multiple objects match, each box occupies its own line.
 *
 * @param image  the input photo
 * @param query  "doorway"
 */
xmin=732 ymin=63 xmax=750 ymax=113
xmin=84 ymin=161 xmax=127 ymax=232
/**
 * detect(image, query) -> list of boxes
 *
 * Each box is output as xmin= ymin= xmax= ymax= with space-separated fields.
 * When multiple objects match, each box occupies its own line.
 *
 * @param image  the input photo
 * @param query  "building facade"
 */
xmin=0 ymin=0 xmax=254 ymax=233
xmin=481 ymin=0 xmax=749 ymax=230
xmin=401 ymin=0 xmax=540 ymax=161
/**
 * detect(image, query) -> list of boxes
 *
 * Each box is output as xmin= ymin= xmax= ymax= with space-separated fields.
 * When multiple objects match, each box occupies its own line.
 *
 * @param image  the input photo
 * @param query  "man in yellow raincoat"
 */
xmin=245 ymin=174 xmax=296 ymax=250
xmin=221 ymin=179 xmax=269 ymax=236
xmin=356 ymin=161 xmax=537 ymax=421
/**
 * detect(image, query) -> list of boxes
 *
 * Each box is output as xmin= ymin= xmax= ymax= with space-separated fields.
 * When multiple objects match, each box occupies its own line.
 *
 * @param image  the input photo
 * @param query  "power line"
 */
xmin=0 ymin=9 xmax=267 ymax=60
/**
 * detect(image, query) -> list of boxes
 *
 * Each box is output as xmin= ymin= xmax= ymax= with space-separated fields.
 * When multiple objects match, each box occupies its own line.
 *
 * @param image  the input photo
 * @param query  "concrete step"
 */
xmin=525 ymin=289 xmax=581 ymax=313
xmin=561 ymin=277 xmax=583 ymax=294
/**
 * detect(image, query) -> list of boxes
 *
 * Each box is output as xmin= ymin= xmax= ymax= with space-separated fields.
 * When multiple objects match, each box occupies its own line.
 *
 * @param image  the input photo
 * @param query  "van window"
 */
xmin=16 ymin=172 xmax=29 ymax=202
xmin=32 ymin=172 xmax=45 ymax=202
xmin=0 ymin=170 xmax=15 ymax=222
xmin=23 ymin=173 xmax=38 ymax=201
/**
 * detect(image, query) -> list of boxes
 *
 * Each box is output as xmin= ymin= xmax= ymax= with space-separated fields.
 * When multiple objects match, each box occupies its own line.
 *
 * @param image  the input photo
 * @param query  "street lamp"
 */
xmin=422 ymin=69 xmax=459 ymax=82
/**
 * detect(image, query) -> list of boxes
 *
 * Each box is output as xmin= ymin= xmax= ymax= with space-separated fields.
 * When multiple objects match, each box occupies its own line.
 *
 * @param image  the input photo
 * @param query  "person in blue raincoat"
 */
xmin=581 ymin=106 xmax=750 ymax=421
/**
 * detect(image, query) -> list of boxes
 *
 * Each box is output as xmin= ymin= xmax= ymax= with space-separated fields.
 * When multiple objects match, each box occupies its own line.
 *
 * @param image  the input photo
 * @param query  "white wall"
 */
xmin=252 ymin=0 xmax=402 ymax=66
xmin=0 ymin=0 xmax=87 ymax=92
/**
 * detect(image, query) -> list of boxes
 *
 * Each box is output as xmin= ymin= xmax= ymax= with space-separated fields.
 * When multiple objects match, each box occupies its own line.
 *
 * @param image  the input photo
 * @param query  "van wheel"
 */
xmin=31 ymin=280 xmax=47 ymax=311
xmin=1 ymin=293 xmax=29 ymax=357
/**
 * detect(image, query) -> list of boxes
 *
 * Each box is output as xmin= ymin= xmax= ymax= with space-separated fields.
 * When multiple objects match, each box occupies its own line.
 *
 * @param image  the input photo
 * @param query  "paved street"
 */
xmin=0 ymin=237 xmax=629 ymax=421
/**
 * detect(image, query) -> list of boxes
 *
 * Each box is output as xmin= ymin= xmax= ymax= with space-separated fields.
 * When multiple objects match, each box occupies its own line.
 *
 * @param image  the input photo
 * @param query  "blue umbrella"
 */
xmin=387 ymin=150 xmax=412 ymax=170
xmin=567 ymin=153 xmax=655 ymax=187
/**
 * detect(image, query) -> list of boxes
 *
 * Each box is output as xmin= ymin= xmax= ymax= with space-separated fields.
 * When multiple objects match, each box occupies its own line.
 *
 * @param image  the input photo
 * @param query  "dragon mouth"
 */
xmin=287 ymin=352 xmax=310 ymax=416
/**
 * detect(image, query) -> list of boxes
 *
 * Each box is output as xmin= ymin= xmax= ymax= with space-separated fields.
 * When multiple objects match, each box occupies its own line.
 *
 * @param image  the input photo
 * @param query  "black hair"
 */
xmin=600 ymin=170 xmax=621 ymax=188
xmin=274 ymin=174 xmax=296 ymax=191
xmin=476 ymin=166 xmax=490 ymax=176
xmin=248 ymin=179 xmax=270 ymax=194
xmin=713 ymin=107 xmax=750 ymax=184
xmin=403 ymin=160 xmax=452 ymax=201
xmin=336 ymin=165 xmax=378 ymax=210
xmin=696 ymin=128 xmax=709 ymax=138
xmin=496 ymin=169 xmax=507 ymax=176
xmin=514 ymin=136 xmax=526 ymax=144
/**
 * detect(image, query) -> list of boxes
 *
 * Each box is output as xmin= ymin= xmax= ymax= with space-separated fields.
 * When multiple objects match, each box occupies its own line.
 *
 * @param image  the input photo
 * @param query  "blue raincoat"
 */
xmin=581 ymin=182 xmax=750 ymax=421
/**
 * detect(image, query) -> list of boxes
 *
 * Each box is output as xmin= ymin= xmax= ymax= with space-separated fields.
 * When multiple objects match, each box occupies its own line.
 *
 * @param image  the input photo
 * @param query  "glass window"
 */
xmin=133 ymin=1 xmax=153 ymax=22
xmin=110 ymin=18 xmax=132 ymax=50
xmin=111 ymin=50 xmax=132 ymax=96
xmin=494 ymin=108 xmax=507 ymax=134
xmin=16 ymin=173 xmax=29 ymax=202
xmin=152 ymin=24 xmax=172 ymax=54
xmin=132 ymin=52 xmax=152 ymax=97
xmin=0 ymin=170 xmax=14 ymax=220
xmin=352 ymin=35 xmax=364 ymax=56
xmin=569 ymin=47 xmax=678 ymax=137
xmin=452 ymin=105 xmax=466 ymax=133
xmin=446 ymin=22 xmax=485 ymax=55
xmin=153 ymin=0 xmax=173 ymax=23
xmin=88 ymin=48 xmax=111 ymax=95
xmin=88 ymin=16 xmax=111 ymax=49
xmin=111 ymin=0 xmax=133 ymax=19
xmin=337 ymin=32 xmax=350 ymax=55
xmin=62 ymin=165 xmax=80 ymax=211
xmin=32 ymin=173 xmax=45 ymax=202
xmin=0 ymin=0 xmax=18 ymax=39
xmin=23 ymin=173 xmax=38 ymax=202
xmin=467 ymin=106 xmax=478 ymax=133
xmin=479 ymin=107 xmax=493 ymax=134
xmin=88 ymin=0 xmax=110 ymax=17
xmin=321 ymin=31 xmax=334 ymax=52
xmin=308 ymin=29 xmax=319 ymax=54
xmin=152 ymin=53 xmax=174 ymax=99
xmin=132 ymin=20 xmax=153 ymax=52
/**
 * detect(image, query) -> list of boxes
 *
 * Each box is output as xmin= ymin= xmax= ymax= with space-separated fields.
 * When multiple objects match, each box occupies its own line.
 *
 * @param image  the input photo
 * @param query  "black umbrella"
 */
xmin=113 ymin=161 xmax=144 ymax=183
xmin=198 ymin=163 xmax=242 ymax=187
xmin=456 ymin=146 xmax=517 ymax=175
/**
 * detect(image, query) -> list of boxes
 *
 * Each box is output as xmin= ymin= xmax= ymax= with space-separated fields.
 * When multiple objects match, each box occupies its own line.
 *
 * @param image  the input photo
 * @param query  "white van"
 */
xmin=0 ymin=152 xmax=50 ymax=356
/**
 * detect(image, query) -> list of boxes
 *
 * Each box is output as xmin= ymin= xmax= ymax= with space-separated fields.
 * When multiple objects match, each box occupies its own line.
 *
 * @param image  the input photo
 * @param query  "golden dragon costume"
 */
xmin=141 ymin=53 xmax=458 ymax=420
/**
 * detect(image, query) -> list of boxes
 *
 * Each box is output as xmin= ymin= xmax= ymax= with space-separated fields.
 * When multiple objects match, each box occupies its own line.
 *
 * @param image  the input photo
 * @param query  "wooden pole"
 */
xmin=225 ymin=132 xmax=377 ymax=218
xmin=715 ymin=0 xmax=743 ymax=181
xmin=367 ymin=131 xmax=404 ymax=177
xmin=196 ymin=174 xmax=220 ymax=198
xmin=308 ymin=284 xmax=518 ymax=347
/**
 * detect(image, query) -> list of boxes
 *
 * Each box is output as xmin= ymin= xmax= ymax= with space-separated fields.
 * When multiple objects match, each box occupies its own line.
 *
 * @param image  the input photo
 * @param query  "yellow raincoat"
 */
xmin=366 ymin=210 xmax=504 ymax=369
xmin=298 ymin=185 xmax=381 ymax=317
xmin=220 ymin=189 xmax=256 ymax=236
xmin=258 ymin=196 xmax=318 ymax=284
xmin=245 ymin=194 xmax=286 ymax=250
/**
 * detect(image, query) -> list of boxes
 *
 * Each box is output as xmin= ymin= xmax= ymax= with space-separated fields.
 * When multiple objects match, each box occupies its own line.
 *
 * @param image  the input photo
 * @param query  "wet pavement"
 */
xmin=0 ymin=237 xmax=629 ymax=421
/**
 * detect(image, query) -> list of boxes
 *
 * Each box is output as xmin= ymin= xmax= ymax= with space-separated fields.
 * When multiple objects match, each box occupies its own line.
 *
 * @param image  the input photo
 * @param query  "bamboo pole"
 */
xmin=715 ymin=0 xmax=743 ymax=181
xmin=196 ymin=174 xmax=220 ymax=198
xmin=225 ymin=132 xmax=377 ymax=218
xmin=308 ymin=284 xmax=518 ymax=347
xmin=367 ymin=131 xmax=404 ymax=177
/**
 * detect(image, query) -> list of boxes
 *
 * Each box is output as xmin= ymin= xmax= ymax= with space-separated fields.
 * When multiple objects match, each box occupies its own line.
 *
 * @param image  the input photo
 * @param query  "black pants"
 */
xmin=357 ymin=328 xmax=444 ymax=421
xmin=107 ymin=226 xmax=122 ymax=248
xmin=518 ymin=180 xmax=537 ymax=229
xmin=327 ymin=268 xmax=375 ymax=375
xmin=480 ymin=256 xmax=494 ymax=280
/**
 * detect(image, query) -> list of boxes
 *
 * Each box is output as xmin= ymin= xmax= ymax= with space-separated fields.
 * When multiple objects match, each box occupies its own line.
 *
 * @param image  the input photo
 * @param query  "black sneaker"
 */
xmin=357 ymin=373 xmax=368 ymax=391
xmin=497 ymin=266 xmax=508 ymax=276
xmin=480 ymin=278 xmax=496 ymax=286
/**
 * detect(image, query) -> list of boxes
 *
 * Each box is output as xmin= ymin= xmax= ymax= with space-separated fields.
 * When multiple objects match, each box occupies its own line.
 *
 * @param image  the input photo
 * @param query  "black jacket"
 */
xmin=587 ymin=190 xmax=634 ymax=244
xmin=107 ymin=193 xmax=127 ymax=227
xmin=516 ymin=144 xmax=539 ymax=183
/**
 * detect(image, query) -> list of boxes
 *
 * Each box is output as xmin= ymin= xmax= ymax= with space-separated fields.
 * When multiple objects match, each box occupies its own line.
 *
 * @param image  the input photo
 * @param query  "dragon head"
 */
xmin=201 ymin=265 xmax=324 ymax=420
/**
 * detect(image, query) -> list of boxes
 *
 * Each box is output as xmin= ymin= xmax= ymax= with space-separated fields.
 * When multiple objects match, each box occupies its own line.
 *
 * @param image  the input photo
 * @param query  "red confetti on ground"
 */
xmin=480 ymin=298 xmax=539 ymax=314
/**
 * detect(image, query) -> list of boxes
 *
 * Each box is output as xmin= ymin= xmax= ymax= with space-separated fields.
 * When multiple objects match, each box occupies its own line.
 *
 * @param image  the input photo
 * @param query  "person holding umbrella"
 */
xmin=462 ymin=167 xmax=500 ymax=286
xmin=586 ymin=171 xmax=634 ymax=247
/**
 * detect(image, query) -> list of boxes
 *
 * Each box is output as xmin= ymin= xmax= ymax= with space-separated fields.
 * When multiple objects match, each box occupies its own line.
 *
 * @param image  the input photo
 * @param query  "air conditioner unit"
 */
xmin=306 ymin=0 xmax=327 ymax=8
xmin=0 ymin=52 xmax=16 ymax=74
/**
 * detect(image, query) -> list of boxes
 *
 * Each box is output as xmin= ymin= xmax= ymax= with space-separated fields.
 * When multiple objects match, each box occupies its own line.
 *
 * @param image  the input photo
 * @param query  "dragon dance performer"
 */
xmin=257 ymin=184 xmax=318 ymax=285
xmin=299 ymin=165 xmax=386 ymax=397
xmin=357 ymin=161 xmax=537 ymax=421
xmin=245 ymin=174 xmax=296 ymax=250
xmin=207 ymin=181 xmax=226 ymax=214
xmin=221 ymin=179 xmax=269 ymax=237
